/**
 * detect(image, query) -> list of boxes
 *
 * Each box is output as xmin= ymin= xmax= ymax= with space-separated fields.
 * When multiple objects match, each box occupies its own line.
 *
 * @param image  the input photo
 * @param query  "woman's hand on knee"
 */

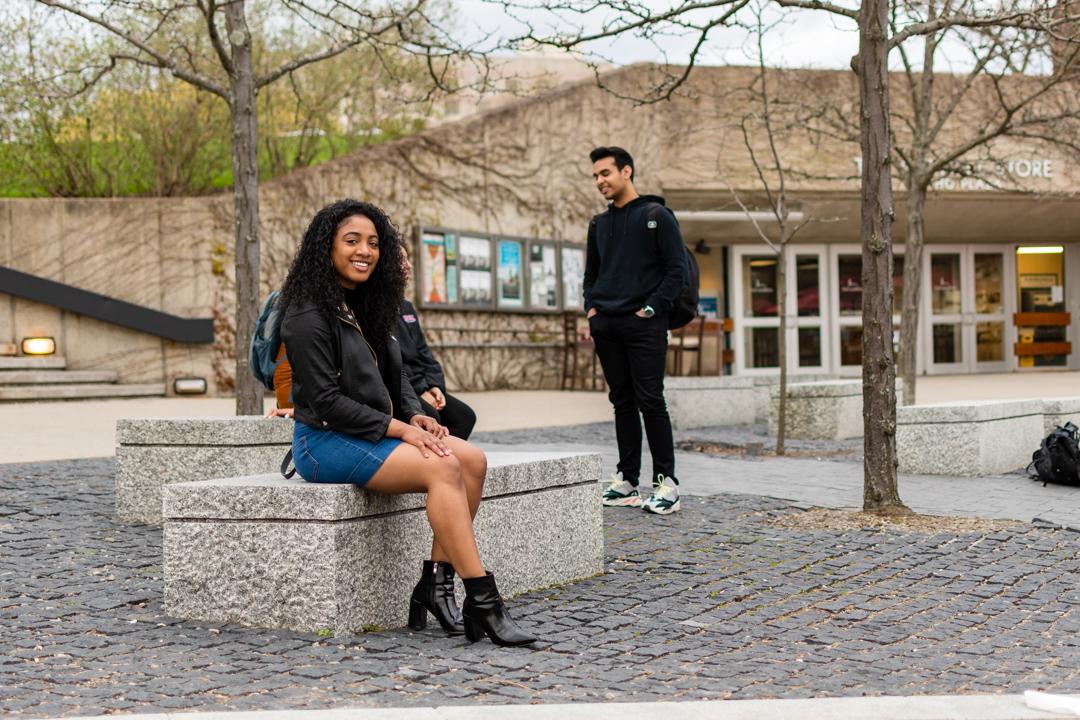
xmin=401 ymin=425 xmax=451 ymax=458
xmin=410 ymin=414 xmax=449 ymax=440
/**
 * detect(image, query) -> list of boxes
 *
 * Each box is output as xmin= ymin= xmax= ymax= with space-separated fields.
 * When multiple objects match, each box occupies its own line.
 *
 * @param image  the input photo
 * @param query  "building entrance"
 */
xmin=922 ymin=245 xmax=1012 ymax=375
xmin=731 ymin=245 xmax=829 ymax=374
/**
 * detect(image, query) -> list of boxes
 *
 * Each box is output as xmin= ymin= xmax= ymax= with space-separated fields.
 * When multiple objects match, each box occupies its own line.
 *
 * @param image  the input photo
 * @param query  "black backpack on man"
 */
xmin=645 ymin=204 xmax=700 ymax=330
xmin=1029 ymin=422 xmax=1080 ymax=487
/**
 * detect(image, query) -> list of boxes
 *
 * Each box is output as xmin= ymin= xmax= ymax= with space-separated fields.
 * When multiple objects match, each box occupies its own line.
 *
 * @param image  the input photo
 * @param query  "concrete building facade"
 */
xmin=1 ymin=64 xmax=1077 ymax=395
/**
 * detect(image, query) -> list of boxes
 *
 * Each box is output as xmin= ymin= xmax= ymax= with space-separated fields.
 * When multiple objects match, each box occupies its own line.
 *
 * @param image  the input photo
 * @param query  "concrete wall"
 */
xmin=0 ymin=197 xmax=223 ymax=391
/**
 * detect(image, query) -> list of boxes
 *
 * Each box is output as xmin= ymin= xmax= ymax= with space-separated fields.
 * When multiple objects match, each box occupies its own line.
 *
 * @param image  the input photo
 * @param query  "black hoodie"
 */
xmin=396 ymin=299 xmax=446 ymax=395
xmin=582 ymin=194 xmax=687 ymax=317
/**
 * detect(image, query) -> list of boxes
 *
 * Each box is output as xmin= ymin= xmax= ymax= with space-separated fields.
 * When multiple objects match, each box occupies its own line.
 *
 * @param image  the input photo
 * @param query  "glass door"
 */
xmin=828 ymin=245 xmax=905 ymax=376
xmin=971 ymin=248 xmax=1010 ymax=372
xmin=791 ymin=249 xmax=828 ymax=372
xmin=923 ymin=245 xmax=1012 ymax=374
xmin=732 ymin=246 xmax=829 ymax=375
xmin=924 ymin=247 xmax=966 ymax=374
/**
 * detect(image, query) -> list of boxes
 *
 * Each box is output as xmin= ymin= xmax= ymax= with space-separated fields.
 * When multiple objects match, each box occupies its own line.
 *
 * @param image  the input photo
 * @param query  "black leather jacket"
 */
xmin=281 ymin=300 xmax=423 ymax=442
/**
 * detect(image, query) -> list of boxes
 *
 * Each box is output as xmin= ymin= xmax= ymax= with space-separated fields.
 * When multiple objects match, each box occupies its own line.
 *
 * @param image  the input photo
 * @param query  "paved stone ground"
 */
xmin=5 ymin=456 xmax=1080 ymax=718
xmin=475 ymin=422 xmax=1080 ymax=530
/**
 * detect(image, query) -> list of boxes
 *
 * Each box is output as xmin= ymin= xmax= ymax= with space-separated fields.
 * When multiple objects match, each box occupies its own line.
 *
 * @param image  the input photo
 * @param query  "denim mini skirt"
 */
xmin=292 ymin=421 xmax=403 ymax=486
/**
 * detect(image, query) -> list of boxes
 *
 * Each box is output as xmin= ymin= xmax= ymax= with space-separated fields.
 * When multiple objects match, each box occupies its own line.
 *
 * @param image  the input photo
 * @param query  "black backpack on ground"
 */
xmin=1028 ymin=422 xmax=1080 ymax=487
xmin=645 ymin=204 xmax=700 ymax=330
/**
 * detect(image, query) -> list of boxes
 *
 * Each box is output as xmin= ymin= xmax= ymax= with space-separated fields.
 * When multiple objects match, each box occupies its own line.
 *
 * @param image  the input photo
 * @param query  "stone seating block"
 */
xmin=752 ymin=374 xmax=836 ymax=423
xmin=1042 ymin=397 xmax=1080 ymax=434
xmin=768 ymin=380 xmax=863 ymax=440
xmin=897 ymin=400 xmax=1045 ymax=476
xmin=115 ymin=418 xmax=293 ymax=525
xmin=162 ymin=451 xmax=602 ymax=635
xmin=666 ymin=377 xmax=757 ymax=429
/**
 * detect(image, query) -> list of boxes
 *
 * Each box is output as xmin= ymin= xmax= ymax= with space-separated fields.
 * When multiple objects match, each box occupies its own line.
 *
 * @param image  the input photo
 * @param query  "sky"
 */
xmin=454 ymin=0 xmax=992 ymax=73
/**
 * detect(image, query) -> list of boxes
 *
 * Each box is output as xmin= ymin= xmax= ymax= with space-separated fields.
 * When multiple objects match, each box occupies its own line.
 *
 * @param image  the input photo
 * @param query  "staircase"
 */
xmin=0 ymin=357 xmax=166 ymax=401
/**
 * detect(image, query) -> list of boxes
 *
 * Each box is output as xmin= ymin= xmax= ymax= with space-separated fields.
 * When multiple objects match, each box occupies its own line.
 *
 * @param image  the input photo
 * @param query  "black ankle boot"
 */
xmin=462 ymin=572 xmax=537 ymax=647
xmin=408 ymin=561 xmax=464 ymax=635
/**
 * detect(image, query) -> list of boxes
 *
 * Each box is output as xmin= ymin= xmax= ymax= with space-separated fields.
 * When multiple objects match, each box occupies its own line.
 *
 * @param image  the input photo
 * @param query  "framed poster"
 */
xmin=528 ymin=241 xmax=559 ymax=311
xmin=420 ymin=231 xmax=448 ymax=305
xmin=459 ymin=234 xmax=494 ymax=307
xmin=497 ymin=238 xmax=525 ymax=309
xmin=560 ymin=245 xmax=586 ymax=311
xmin=444 ymin=233 xmax=459 ymax=304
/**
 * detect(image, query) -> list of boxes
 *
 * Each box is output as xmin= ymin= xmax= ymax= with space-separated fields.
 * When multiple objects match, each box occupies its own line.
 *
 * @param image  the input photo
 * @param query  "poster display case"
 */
xmin=528 ymin=241 xmax=560 ymax=311
xmin=560 ymin=244 xmax=586 ymax=311
xmin=416 ymin=226 xmax=586 ymax=314
xmin=497 ymin=238 xmax=525 ymax=309
xmin=458 ymin=234 xmax=494 ymax=308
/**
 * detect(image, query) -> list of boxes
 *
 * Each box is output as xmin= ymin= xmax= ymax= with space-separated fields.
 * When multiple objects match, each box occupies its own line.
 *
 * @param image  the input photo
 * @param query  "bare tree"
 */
xmin=497 ymin=0 xmax=1077 ymax=514
xmin=32 ymin=0 xmax=480 ymax=414
xmin=890 ymin=9 xmax=1080 ymax=406
xmin=726 ymin=7 xmax=816 ymax=456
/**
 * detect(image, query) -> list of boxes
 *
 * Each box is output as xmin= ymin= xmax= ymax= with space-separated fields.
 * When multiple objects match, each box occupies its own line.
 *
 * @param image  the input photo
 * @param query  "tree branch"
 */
xmin=33 ymin=0 xmax=228 ymax=98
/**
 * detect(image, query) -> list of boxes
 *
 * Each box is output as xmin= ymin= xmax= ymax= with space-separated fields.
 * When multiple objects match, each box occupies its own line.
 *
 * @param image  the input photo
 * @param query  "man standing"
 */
xmin=584 ymin=146 xmax=687 ymax=515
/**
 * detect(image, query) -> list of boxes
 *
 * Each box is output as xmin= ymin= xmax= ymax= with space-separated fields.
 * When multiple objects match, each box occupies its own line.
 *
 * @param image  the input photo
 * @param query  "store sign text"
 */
xmin=852 ymin=157 xmax=1057 ymax=191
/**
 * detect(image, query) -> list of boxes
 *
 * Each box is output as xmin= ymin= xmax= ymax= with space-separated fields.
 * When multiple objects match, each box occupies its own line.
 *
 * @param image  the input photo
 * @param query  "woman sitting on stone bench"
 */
xmin=278 ymin=198 xmax=535 ymax=647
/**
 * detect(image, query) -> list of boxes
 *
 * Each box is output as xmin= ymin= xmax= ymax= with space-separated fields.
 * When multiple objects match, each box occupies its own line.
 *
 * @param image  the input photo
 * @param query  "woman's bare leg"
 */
xmin=365 ymin=442 xmax=485 ymax=578
xmin=429 ymin=438 xmax=487 ymax=563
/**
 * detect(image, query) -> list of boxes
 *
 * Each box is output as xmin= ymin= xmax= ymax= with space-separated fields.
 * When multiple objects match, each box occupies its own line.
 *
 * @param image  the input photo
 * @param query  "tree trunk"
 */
xmin=898 ymin=178 xmax=927 ymax=407
xmin=776 ymin=240 xmax=788 ymax=456
xmin=857 ymin=0 xmax=911 ymax=515
xmin=225 ymin=1 xmax=263 ymax=416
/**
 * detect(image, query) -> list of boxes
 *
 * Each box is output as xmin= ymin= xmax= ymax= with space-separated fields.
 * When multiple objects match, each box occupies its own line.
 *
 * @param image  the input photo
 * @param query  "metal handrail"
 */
xmin=0 ymin=266 xmax=214 ymax=343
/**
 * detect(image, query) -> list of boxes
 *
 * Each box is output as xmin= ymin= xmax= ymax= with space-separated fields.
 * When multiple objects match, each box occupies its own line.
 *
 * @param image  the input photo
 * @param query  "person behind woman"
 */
xmin=398 ymin=244 xmax=476 ymax=439
xmin=278 ymin=199 xmax=534 ymax=646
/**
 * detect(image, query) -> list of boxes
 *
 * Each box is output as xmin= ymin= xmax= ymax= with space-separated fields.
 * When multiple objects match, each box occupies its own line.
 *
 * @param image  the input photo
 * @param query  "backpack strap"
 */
xmin=280 ymin=449 xmax=296 ymax=479
xmin=645 ymin=203 xmax=663 ymax=252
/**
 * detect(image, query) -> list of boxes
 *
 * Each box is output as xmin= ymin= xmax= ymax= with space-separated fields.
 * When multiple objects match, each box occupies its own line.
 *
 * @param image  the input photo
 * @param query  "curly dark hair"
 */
xmin=278 ymin=199 xmax=406 ymax=351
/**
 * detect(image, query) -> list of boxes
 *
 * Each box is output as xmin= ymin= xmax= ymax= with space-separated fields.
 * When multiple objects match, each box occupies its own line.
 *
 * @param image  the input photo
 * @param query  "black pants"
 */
xmin=420 ymin=391 xmax=477 ymax=440
xmin=589 ymin=312 xmax=675 ymax=485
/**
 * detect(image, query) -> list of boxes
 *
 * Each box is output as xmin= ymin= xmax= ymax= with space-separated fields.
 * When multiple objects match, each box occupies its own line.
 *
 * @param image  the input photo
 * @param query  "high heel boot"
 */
xmin=408 ymin=560 xmax=465 ymax=635
xmin=461 ymin=572 xmax=537 ymax=647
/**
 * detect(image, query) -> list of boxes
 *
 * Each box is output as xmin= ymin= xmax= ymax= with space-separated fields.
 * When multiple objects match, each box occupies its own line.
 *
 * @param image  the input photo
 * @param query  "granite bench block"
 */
xmin=115 ymin=417 xmax=294 ymax=525
xmin=897 ymin=400 xmax=1045 ymax=476
xmin=1042 ymin=397 xmax=1080 ymax=434
xmin=768 ymin=380 xmax=864 ymax=440
xmin=751 ymin=373 xmax=836 ymax=423
xmin=163 ymin=451 xmax=603 ymax=634
xmin=666 ymin=377 xmax=757 ymax=430
xmin=116 ymin=417 xmax=294 ymax=447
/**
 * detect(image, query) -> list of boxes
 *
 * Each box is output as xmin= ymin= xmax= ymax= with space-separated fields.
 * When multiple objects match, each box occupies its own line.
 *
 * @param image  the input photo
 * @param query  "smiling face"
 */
xmin=331 ymin=214 xmax=380 ymax=289
xmin=592 ymin=156 xmax=632 ymax=203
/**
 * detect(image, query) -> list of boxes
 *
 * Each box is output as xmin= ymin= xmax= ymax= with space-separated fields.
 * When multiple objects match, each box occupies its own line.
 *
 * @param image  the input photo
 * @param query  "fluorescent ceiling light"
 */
xmin=1017 ymin=246 xmax=1064 ymax=255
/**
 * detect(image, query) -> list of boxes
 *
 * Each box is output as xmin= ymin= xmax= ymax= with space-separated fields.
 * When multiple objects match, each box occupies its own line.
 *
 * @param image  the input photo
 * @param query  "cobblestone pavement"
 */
xmin=5 ymin=457 xmax=1080 ymax=718
xmin=474 ymin=422 xmax=1080 ymax=530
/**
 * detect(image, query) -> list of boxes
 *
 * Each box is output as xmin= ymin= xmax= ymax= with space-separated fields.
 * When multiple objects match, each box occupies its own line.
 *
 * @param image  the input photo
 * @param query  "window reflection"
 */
xmin=796 ymin=256 xmax=820 ymax=317
xmin=799 ymin=327 xmax=821 ymax=367
xmin=745 ymin=327 xmax=779 ymax=368
xmin=931 ymin=255 xmax=962 ymax=314
xmin=743 ymin=257 xmax=778 ymax=318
